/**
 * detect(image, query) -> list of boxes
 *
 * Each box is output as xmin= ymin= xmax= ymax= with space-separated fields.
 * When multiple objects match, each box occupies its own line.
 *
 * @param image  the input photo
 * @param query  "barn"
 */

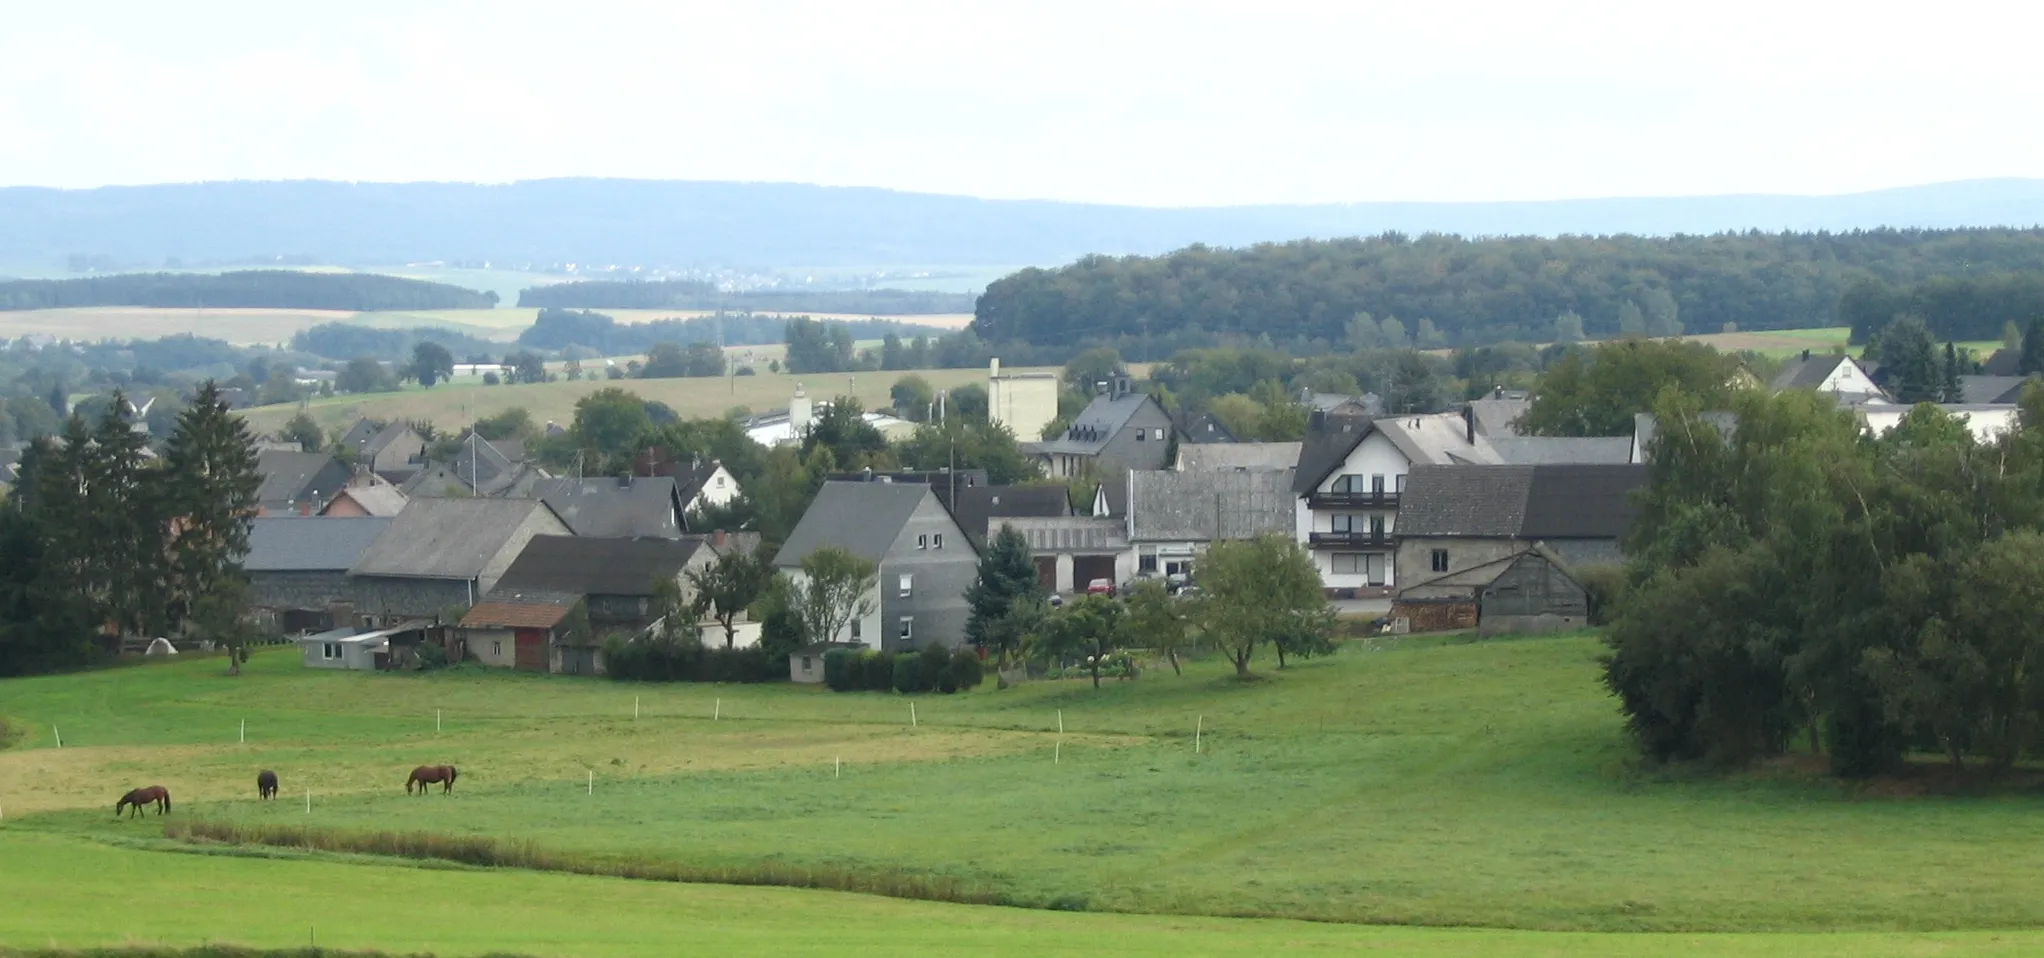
xmin=1392 ymin=548 xmax=1589 ymax=637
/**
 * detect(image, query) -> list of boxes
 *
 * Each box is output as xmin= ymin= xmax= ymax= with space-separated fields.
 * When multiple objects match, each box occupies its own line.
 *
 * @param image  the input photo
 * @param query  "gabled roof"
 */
xmin=1028 ymin=391 xmax=1163 ymax=456
xmin=496 ymin=535 xmax=708 ymax=597
xmin=244 ymin=516 xmax=392 ymax=572
xmin=1488 ymin=437 xmax=1634 ymax=465
xmin=1129 ymin=469 xmax=1296 ymax=542
xmin=1468 ymin=396 xmax=1532 ymax=438
xmin=1293 ymin=413 xmax=1499 ymax=495
xmin=1398 ymin=464 xmax=1646 ymax=540
xmin=324 ymin=483 xmax=409 ymax=517
xmin=340 ymin=419 xmax=381 ymax=448
xmin=1770 ymin=353 xmax=1875 ymax=392
xmin=255 ymin=450 xmax=352 ymax=511
xmin=773 ymin=481 xmax=949 ymax=566
xmin=351 ymin=498 xmax=562 ymax=580
xmin=349 ymin=420 xmax=421 ymax=460
xmin=451 ymin=435 xmax=520 ymax=492
xmin=1176 ymin=410 xmax=1238 ymax=444
xmin=531 ymin=477 xmax=682 ymax=538
xmin=951 ymin=484 xmax=1070 ymax=547
xmin=1983 ymin=349 xmax=2022 ymax=377
xmin=1176 ymin=442 xmax=1302 ymax=473
xmin=1960 ymin=375 xmax=2030 ymax=405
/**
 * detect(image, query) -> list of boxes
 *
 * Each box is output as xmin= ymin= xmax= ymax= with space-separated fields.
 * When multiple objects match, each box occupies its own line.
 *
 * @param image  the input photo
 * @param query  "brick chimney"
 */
xmin=713 ymin=529 xmax=728 ymax=549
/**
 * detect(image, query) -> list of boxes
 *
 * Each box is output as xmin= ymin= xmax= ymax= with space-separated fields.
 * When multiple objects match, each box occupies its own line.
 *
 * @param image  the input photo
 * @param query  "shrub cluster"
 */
xmin=603 ymin=635 xmax=776 ymax=683
xmin=822 ymin=645 xmax=984 ymax=694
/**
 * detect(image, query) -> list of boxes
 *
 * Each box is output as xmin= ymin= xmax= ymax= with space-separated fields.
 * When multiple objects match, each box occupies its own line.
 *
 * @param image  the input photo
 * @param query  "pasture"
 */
xmin=6 ymin=634 xmax=2044 ymax=954
xmin=233 ymin=364 xmax=1029 ymax=436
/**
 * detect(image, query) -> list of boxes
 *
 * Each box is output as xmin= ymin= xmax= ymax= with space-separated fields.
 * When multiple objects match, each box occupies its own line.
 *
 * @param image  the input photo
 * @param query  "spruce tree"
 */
xmin=1941 ymin=343 xmax=1964 ymax=403
xmin=1877 ymin=316 xmax=1940 ymax=404
xmin=88 ymin=391 xmax=166 ymax=637
xmin=162 ymin=381 xmax=261 ymax=637
xmin=2022 ymin=316 xmax=2044 ymax=376
xmin=964 ymin=524 xmax=1042 ymax=659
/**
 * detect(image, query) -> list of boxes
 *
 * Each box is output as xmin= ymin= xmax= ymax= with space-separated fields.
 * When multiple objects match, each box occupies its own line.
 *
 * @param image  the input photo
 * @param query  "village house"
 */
xmin=1392 ymin=463 xmax=1646 ymax=582
xmin=1127 ymin=468 xmax=1295 ymax=582
xmin=1769 ymin=351 xmax=1887 ymax=403
xmin=457 ymin=591 xmax=581 ymax=671
xmin=320 ymin=480 xmax=409 ymax=517
xmin=486 ymin=532 xmax=756 ymax=673
xmin=347 ymin=498 xmax=571 ymax=632
xmin=1292 ymin=411 xmax=1501 ymax=596
xmin=254 ymin=450 xmax=352 ymax=515
xmin=1174 ymin=441 xmax=1301 ymax=473
xmin=773 ymin=481 xmax=978 ymax=652
xmin=530 ymin=476 xmax=686 ymax=538
xmin=340 ymin=419 xmax=429 ymax=484
xmin=1024 ymin=377 xmax=1177 ymax=478
xmin=243 ymin=516 xmax=390 ymax=634
xmin=404 ymin=434 xmax=548 ymax=498
xmin=946 ymin=483 xmax=1070 ymax=551
xmin=1393 ymin=546 xmax=1592 ymax=637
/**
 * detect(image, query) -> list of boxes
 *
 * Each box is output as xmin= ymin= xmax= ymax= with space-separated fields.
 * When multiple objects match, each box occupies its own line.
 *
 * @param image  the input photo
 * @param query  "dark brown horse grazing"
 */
xmin=257 ymin=770 xmax=279 ymax=801
xmin=405 ymin=765 xmax=457 ymax=795
xmin=116 ymin=786 xmax=171 ymax=818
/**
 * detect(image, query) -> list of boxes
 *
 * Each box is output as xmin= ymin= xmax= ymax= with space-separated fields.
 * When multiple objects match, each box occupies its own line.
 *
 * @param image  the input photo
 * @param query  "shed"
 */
xmin=294 ymin=622 xmax=429 ymax=671
xmin=460 ymin=593 xmax=579 ymax=672
xmin=789 ymin=642 xmax=865 ymax=684
xmin=1393 ymin=549 xmax=1588 ymax=637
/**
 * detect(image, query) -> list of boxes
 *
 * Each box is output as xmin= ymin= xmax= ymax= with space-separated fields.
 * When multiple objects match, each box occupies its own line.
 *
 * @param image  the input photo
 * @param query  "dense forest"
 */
xmin=0 ymin=270 xmax=498 ymax=311
xmin=1840 ymin=272 xmax=2044 ymax=344
xmin=513 ymin=308 xmax=949 ymax=355
xmin=518 ymin=281 xmax=975 ymax=315
xmin=972 ymin=229 xmax=2044 ymax=349
xmin=291 ymin=323 xmax=501 ymax=362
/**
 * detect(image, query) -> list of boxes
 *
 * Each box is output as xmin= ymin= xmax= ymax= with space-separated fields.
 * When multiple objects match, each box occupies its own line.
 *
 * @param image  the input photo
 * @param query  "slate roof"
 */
xmin=1983 ymin=349 xmax=2022 ymax=376
xmin=496 ymin=535 xmax=708 ymax=597
xmin=531 ymin=477 xmax=682 ymax=538
xmin=450 ymin=435 xmax=520 ymax=493
xmin=1176 ymin=410 xmax=1238 ymax=444
xmin=1632 ymin=411 xmax=1738 ymax=463
xmin=255 ymin=450 xmax=352 ymax=511
xmin=1128 ymin=469 xmax=1296 ymax=542
xmin=244 ymin=516 xmax=393 ymax=572
xmin=1488 ymin=437 xmax=1635 ymax=465
xmin=1293 ymin=413 xmax=1499 ymax=496
xmin=1960 ymin=375 xmax=2030 ymax=405
xmin=1176 ymin=442 xmax=1302 ymax=473
xmin=1397 ymin=464 xmax=1646 ymax=540
xmin=774 ymin=481 xmax=943 ymax=566
xmin=1770 ymin=354 xmax=1875 ymax=391
xmin=340 ymin=419 xmax=381 ymax=448
xmin=459 ymin=592 xmax=578 ymax=629
xmin=1468 ymin=396 xmax=1532 ymax=438
xmin=324 ymin=483 xmax=409 ymax=517
xmin=824 ymin=470 xmax=988 ymax=512
xmin=951 ymin=484 xmax=1070 ymax=547
xmin=1028 ymin=392 xmax=1161 ymax=456
xmin=351 ymin=499 xmax=562 ymax=580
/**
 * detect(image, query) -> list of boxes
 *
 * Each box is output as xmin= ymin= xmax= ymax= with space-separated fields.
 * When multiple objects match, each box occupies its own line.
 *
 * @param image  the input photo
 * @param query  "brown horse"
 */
xmin=406 ymin=765 xmax=457 ymax=795
xmin=116 ymin=786 xmax=171 ymax=818
xmin=257 ymin=770 xmax=279 ymax=801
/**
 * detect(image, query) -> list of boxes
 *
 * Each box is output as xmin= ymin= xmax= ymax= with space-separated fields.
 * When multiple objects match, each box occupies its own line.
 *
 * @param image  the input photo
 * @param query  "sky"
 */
xmin=3 ymin=0 xmax=2042 ymax=207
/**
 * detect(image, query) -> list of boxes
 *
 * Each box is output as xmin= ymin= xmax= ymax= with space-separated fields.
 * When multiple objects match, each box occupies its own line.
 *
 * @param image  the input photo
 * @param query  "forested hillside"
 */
xmin=0 ymin=270 xmax=498 ymax=311
xmin=513 ymin=308 xmax=946 ymax=355
xmin=291 ymin=323 xmax=502 ymax=362
xmin=972 ymin=229 xmax=2044 ymax=348
xmin=518 ymin=280 xmax=974 ymax=314
xmin=1840 ymin=272 xmax=2044 ymax=344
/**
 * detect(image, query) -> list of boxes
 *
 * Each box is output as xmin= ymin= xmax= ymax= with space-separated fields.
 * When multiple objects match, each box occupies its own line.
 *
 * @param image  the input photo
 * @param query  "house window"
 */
xmin=918 ymin=534 xmax=928 ymax=550
xmin=1139 ymin=554 xmax=1157 ymax=573
xmin=801 ymin=655 xmax=813 ymax=672
xmin=322 ymin=642 xmax=341 ymax=660
xmin=492 ymin=640 xmax=502 ymax=657
xmin=933 ymin=533 xmax=944 ymax=549
xmin=899 ymin=616 xmax=914 ymax=640
xmin=1369 ymin=515 xmax=1386 ymax=538
xmin=1137 ymin=430 xmax=1147 ymax=441
xmin=1371 ymin=474 xmax=1386 ymax=495
xmin=1332 ymin=514 xmax=1363 ymax=533
xmin=715 ymin=476 xmax=725 ymax=488
xmin=1395 ymin=473 xmax=1407 ymax=493
xmin=899 ymin=573 xmax=913 ymax=597
xmin=1431 ymin=549 xmax=1449 ymax=573
xmin=851 ymin=618 xmax=862 ymax=640
xmin=1332 ymin=553 xmax=1363 ymax=574
xmin=1367 ymin=554 xmax=1387 ymax=586
xmin=1333 ymin=474 xmax=1364 ymax=493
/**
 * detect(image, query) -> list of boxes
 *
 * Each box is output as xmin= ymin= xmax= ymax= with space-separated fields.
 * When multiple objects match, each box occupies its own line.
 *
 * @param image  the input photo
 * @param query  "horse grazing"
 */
xmin=406 ymin=765 xmax=458 ymax=795
xmin=257 ymin=770 xmax=279 ymax=801
xmin=115 ymin=786 xmax=171 ymax=818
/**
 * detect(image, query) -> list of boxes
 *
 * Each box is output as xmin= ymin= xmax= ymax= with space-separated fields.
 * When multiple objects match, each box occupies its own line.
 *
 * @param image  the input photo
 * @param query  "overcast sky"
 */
xmin=4 ymin=1 xmax=2040 ymax=206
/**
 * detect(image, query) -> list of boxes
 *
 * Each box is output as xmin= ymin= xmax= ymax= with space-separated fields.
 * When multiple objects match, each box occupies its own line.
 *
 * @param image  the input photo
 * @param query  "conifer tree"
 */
xmin=162 ymin=381 xmax=261 ymax=636
xmin=965 ymin=524 xmax=1042 ymax=660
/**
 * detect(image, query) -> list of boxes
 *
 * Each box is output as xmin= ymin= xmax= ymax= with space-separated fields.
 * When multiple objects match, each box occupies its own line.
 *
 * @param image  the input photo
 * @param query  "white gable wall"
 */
xmin=1819 ymin=360 xmax=1882 ymax=395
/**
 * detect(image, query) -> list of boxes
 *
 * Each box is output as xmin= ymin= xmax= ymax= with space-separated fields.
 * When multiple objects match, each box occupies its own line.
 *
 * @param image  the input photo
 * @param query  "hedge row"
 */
xmin=823 ymin=646 xmax=984 ymax=694
xmin=603 ymin=636 xmax=777 ymax=683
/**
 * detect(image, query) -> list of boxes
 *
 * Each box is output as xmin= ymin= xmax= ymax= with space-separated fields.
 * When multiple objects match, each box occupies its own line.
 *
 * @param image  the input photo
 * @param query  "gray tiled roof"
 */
xmin=951 ymin=484 xmax=1070 ymax=547
xmin=1488 ymin=437 xmax=1634 ymax=465
xmin=351 ymin=498 xmax=561 ymax=579
xmin=1029 ymin=392 xmax=1159 ymax=456
xmin=1960 ymin=375 xmax=2030 ymax=405
xmin=1129 ymin=469 xmax=1296 ymax=542
xmin=256 ymin=450 xmax=352 ymax=510
xmin=1398 ymin=464 xmax=1645 ymax=539
xmin=1468 ymin=397 xmax=1532 ymax=438
xmin=327 ymin=483 xmax=408 ymax=516
xmin=773 ymin=481 xmax=938 ymax=566
xmin=1770 ymin=354 xmax=1870 ymax=391
xmin=531 ymin=477 xmax=682 ymax=538
xmin=496 ymin=535 xmax=707 ymax=597
xmin=245 ymin=516 xmax=392 ymax=571
xmin=1293 ymin=413 xmax=1498 ymax=495
xmin=1176 ymin=442 xmax=1301 ymax=472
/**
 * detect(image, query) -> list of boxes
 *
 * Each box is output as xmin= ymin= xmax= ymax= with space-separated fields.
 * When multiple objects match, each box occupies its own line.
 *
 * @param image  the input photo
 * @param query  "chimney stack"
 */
xmin=713 ymin=529 xmax=727 ymax=549
xmin=1464 ymin=406 xmax=1475 ymax=445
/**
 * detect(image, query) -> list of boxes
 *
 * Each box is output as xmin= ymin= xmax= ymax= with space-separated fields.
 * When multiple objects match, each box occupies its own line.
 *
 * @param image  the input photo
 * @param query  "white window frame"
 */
xmin=322 ymin=642 xmax=342 ymax=660
xmin=491 ymin=640 xmax=502 ymax=657
xmin=899 ymin=616 xmax=914 ymax=641
xmin=899 ymin=573 xmax=913 ymax=597
xmin=917 ymin=534 xmax=928 ymax=550
xmin=933 ymin=533 xmax=944 ymax=549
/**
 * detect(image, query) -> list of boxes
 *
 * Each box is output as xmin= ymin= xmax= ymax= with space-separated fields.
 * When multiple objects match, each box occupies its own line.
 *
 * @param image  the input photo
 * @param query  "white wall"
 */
xmin=695 ymin=465 xmax=741 ymax=509
xmin=1304 ymin=431 xmax=1410 ymax=591
xmin=780 ymin=570 xmax=882 ymax=650
xmin=1820 ymin=360 xmax=1882 ymax=395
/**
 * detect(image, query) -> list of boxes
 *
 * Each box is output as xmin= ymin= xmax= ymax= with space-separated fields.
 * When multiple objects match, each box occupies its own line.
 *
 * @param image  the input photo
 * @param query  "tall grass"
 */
xmin=164 ymin=820 xmax=1031 ymax=910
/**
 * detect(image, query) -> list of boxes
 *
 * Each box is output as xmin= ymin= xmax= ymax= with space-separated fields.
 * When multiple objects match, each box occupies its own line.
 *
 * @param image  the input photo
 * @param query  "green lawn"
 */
xmin=9 ymin=637 xmax=2044 ymax=941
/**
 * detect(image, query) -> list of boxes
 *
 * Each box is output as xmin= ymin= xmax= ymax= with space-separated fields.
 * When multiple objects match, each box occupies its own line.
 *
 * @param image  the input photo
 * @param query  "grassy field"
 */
xmin=8 ymin=635 xmax=2044 ymax=947
xmin=235 ymin=365 xmax=1024 ymax=435
xmin=0 ymin=306 xmax=973 ymax=347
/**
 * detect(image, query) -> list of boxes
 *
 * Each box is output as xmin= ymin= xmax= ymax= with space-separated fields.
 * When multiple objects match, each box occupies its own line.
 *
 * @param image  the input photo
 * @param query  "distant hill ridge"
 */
xmin=4 ymin=177 xmax=2044 ymax=270
xmin=0 ymin=269 xmax=497 ymax=311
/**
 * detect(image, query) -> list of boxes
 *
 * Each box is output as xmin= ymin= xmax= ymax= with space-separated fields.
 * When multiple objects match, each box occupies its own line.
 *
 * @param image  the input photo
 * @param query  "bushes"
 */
xmin=1574 ymin=564 xmax=1629 ymax=626
xmin=603 ymin=635 xmax=776 ymax=683
xmin=820 ymin=644 xmax=985 ymax=694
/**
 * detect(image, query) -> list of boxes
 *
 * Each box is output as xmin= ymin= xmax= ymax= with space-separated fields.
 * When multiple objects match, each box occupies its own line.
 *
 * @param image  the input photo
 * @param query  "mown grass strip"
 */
xmin=0 ymin=949 xmax=537 ymax=958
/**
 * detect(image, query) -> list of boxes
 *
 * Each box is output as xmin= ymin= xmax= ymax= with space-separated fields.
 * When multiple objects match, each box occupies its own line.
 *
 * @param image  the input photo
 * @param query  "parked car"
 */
xmin=1085 ymin=578 xmax=1116 ymax=597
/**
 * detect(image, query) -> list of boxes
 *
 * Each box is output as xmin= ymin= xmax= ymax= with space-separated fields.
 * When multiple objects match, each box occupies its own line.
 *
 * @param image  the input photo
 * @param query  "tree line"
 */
xmin=517 ymin=280 xmax=975 ymax=315
xmin=0 ymin=270 xmax=499 ymax=311
xmin=1840 ymin=272 xmax=2044 ymax=346
xmin=971 ymin=229 xmax=2044 ymax=350
xmin=514 ymin=308 xmax=950 ymax=358
xmin=1607 ymin=384 xmax=2044 ymax=776
xmin=0 ymin=383 xmax=261 ymax=677
xmin=292 ymin=323 xmax=501 ymax=363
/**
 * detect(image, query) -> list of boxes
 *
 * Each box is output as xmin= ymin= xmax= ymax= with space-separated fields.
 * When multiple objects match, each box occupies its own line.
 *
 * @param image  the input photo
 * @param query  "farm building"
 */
xmin=774 ymin=481 xmax=979 ymax=652
xmin=294 ymin=621 xmax=433 ymax=671
xmin=1394 ymin=549 xmax=1590 ymax=637
xmin=348 ymin=498 xmax=571 ymax=629
xmin=243 ymin=516 xmax=391 ymax=634
xmin=458 ymin=592 xmax=581 ymax=672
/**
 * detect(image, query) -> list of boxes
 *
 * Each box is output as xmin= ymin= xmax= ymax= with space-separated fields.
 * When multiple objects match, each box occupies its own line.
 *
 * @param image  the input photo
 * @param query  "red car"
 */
xmin=1085 ymin=578 xmax=1116 ymax=597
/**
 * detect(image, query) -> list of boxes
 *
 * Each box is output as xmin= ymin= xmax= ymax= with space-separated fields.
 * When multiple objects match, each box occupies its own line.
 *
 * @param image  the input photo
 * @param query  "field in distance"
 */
xmin=235 ymin=364 xmax=1025 ymax=435
xmin=8 ymin=633 xmax=2044 ymax=946
xmin=0 ymin=306 xmax=975 ymax=347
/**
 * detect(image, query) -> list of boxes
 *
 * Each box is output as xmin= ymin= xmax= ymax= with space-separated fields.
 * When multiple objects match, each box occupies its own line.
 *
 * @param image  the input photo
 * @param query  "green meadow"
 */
xmin=5 ymin=634 xmax=2044 ymax=957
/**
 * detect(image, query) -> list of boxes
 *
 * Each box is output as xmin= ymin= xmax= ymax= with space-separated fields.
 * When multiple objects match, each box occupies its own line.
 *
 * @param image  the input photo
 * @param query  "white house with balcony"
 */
xmin=1291 ymin=411 xmax=1501 ymax=597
